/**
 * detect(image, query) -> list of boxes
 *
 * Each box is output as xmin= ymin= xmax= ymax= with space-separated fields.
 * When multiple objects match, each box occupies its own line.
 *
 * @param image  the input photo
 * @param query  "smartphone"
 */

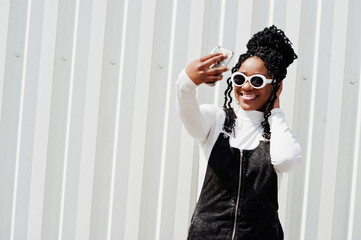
xmin=210 ymin=45 xmax=234 ymax=68
xmin=207 ymin=45 xmax=234 ymax=86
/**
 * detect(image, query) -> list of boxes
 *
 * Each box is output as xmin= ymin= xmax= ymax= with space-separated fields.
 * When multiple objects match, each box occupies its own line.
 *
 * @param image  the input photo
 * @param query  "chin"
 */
xmin=238 ymin=101 xmax=265 ymax=112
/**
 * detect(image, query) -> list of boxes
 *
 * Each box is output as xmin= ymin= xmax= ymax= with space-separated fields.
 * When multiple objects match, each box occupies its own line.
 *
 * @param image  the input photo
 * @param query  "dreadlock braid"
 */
xmin=222 ymin=25 xmax=297 ymax=137
xmin=261 ymin=80 xmax=280 ymax=139
xmin=222 ymin=53 xmax=252 ymax=134
xmin=222 ymin=76 xmax=236 ymax=134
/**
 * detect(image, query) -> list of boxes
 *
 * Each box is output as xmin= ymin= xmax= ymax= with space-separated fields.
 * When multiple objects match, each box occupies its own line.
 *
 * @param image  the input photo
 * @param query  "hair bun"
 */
xmin=246 ymin=25 xmax=297 ymax=68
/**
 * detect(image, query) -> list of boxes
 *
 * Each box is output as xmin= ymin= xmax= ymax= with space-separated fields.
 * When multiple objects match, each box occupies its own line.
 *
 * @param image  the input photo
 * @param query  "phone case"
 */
xmin=210 ymin=45 xmax=234 ymax=68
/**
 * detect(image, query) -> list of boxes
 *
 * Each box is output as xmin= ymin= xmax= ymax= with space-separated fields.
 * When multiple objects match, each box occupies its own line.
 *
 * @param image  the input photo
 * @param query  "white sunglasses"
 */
xmin=231 ymin=72 xmax=273 ymax=89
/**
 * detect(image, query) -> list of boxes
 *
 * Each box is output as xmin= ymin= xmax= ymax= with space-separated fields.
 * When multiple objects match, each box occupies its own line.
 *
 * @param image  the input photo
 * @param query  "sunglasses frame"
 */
xmin=231 ymin=72 xmax=273 ymax=89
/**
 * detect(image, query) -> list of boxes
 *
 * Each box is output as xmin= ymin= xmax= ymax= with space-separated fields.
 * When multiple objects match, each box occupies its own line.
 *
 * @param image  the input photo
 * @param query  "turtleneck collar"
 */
xmin=236 ymin=107 xmax=264 ymax=124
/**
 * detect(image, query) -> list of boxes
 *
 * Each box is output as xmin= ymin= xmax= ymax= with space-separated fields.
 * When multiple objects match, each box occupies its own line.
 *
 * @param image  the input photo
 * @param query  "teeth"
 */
xmin=242 ymin=94 xmax=256 ymax=100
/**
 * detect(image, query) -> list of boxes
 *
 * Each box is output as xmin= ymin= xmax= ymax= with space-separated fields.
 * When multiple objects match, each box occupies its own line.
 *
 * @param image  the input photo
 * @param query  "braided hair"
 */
xmin=222 ymin=25 xmax=297 ymax=139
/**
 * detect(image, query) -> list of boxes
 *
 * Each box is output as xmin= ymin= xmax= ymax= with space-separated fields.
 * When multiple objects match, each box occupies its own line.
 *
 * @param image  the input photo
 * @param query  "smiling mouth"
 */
xmin=240 ymin=93 xmax=257 ymax=101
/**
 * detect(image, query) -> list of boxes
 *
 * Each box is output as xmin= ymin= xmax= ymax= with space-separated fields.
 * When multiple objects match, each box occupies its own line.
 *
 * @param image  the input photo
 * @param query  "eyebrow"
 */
xmin=240 ymin=71 xmax=267 ymax=76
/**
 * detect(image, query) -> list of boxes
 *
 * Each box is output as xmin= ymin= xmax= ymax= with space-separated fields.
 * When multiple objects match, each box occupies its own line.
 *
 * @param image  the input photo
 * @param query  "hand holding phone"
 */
xmin=210 ymin=45 xmax=234 ymax=68
xmin=185 ymin=47 xmax=233 ymax=86
xmin=206 ymin=46 xmax=234 ymax=86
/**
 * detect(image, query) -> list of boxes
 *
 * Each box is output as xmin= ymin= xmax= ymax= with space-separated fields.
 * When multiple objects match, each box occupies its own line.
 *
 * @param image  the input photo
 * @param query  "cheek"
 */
xmin=257 ymin=87 xmax=273 ymax=107
xmin=233 ymin=87 xmax=237 ymax=94
xmin=262 ymin=86 xmax=273 ymax=99
xmin=233 ymin=87 xmax=241 ymax=98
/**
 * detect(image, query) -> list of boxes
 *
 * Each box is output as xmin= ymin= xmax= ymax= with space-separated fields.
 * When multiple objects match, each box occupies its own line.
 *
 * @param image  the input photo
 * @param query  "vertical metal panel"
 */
xmin=41 ymin=0 xmax=78 ymax=239
xmin=108 ymin=0 xmax=142 ymax=238
xmin=14 ymin=0 xmax=45 ymax=239
xmin=251 ymin=0 xmax=270 ymax=33
xmin=272 ymin=0 xmax=287 ymax=28
xmin=1 ymin=0 xmax=361 ymax=240
xmin=332 ymin=0 xmax=361 ymax=238
xmin=317 ymin=0 xmax=349 ymax=239
xmin=124 ymin=0 xmax=156 ymax=238
xmin=60 ymin=0 xmax=94 ymax=239
xmin=0 ymin=0 xmax=10 ymax=116
xmin=283 ymin=0 xmax=302 ymax=124
xmin=284 ymin=0 xmax=317 ymax=238
xmin=172 ymin=132 xmax=197 ymax=240
xmin=0 ymin=0 xmax=29 ymax=238
xmin=234 ymin=0 xmax=253 ymax=56
xmin=88 ymin=0 xmax=122 ymax=238
xmin=139 ymin=0 xmax=175 ymax=238
xmin=348 ymin=3 xmax=361 ymax=239
xmin=27 ymin=0 xmax=59 ymax=239
xmin=352 ymin=80 xmax=361 ymax=239
xmin=75 ymin=0 xmax=107 ymax=238
xmin=301 ymin=0 xmax=335 ymax=238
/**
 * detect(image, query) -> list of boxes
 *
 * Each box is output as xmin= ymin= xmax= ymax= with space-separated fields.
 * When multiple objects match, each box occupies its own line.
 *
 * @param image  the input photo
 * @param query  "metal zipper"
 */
xmin=231 ymin=150 xmax=242 ymax=240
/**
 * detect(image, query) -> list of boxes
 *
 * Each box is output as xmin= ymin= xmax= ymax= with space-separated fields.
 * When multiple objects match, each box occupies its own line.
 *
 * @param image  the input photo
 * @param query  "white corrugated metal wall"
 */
xmin=0 ymin=0 xmax=360 ymax=239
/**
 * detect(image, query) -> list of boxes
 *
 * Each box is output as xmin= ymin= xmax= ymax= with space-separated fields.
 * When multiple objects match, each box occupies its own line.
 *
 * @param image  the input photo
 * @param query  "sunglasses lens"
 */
xmin=233 ymin=74 xmax=246 ymax=86
xmin=250 ymin=76 xmax=264 ymax=88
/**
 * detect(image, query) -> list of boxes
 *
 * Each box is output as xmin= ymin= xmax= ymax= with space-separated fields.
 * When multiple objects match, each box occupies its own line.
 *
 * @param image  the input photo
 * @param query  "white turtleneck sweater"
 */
xmin=176 ymin=69 xmax=302 ymax=189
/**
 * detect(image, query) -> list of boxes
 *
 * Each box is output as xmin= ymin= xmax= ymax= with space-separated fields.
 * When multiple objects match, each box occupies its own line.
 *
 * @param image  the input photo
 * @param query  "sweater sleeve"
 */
xmin=175 ymin=69 xmax=217 ymax=142
xmin=269 ymin=108 xmax=303 ymax=172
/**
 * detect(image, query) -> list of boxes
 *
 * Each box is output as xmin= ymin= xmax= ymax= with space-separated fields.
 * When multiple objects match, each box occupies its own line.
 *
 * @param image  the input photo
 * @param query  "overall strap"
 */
xmin=262 ymin=132 xmax=271 ymax=142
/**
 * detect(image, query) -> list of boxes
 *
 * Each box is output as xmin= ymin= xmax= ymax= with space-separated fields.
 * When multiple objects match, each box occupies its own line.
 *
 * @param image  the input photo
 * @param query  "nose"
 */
xmin=242 ymin=79 xmax=253 ymax=90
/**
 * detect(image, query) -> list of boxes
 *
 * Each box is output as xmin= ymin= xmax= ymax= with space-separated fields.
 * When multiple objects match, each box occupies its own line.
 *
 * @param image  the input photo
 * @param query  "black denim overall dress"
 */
xmin=187 ymin=130 xmax=283 ymax=240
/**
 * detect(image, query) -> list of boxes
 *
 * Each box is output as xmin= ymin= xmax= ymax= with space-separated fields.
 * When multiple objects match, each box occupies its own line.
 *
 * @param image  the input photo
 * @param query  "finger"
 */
xmin=208 ymin=67 xmax=229 ymax=76
xmin=205 ymin=81 xmax=217 ymax=86
xmin=276 ymin=81 xmax=283 ymax=97
xmin=204 ymin=74 xmax=224 ymax=82
xmin=199 ymin=52 xmax=223 ymax=62
xmin=203 ymin=54 xmax=227 ymax=67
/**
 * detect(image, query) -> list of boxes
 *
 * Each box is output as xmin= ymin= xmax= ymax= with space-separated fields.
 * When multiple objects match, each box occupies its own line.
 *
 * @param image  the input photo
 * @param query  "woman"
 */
xmin=176 ymin=25 xmax=302 ymax=240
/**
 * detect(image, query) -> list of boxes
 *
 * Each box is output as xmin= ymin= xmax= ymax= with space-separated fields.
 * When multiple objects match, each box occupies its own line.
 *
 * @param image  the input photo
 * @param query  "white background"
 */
xmin=0 ymin=0 xmax=361 ymax=239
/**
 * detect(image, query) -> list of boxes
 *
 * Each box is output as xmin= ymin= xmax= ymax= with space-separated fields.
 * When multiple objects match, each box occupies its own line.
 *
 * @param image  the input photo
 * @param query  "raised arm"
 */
xmin=268 ymin=82 xmax=302 ymax=172
xmin=176 ymin=53 xmax=229 ymax=141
